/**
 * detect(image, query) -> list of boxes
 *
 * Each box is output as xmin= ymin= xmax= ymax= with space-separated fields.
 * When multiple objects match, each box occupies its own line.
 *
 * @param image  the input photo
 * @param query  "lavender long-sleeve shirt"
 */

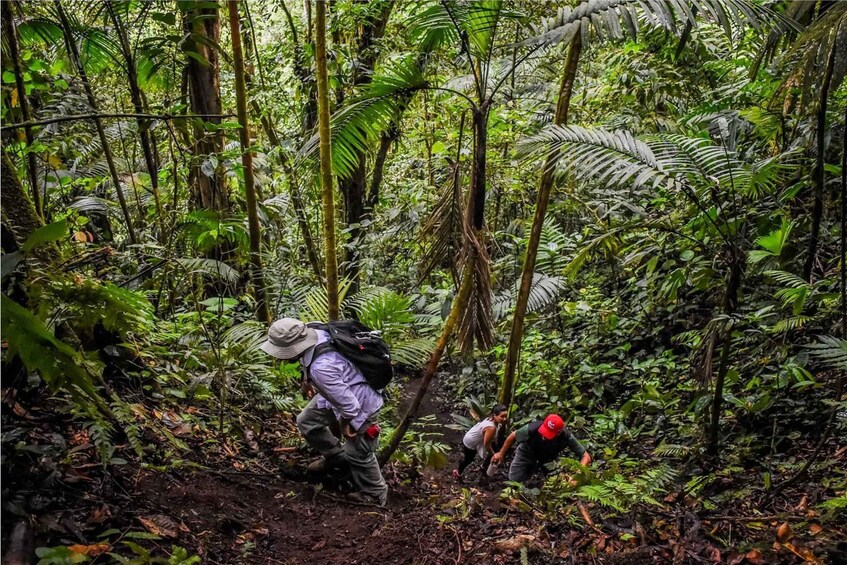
xmin=301 ymin=330 xmax=384 ymax=431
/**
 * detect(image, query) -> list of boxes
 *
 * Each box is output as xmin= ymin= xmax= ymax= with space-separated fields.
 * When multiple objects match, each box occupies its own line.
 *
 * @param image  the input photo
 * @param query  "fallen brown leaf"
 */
xmin=809 ymin=523 xmax=822 ymax=535
xmin=494 ymin=534 xmax=535 ymax=553
xmin=706 ymin=545 xmax=722 ymax=562
xmin=68 ymin=543 xmax=110 ymax=556
xmin=745 ymin=549 xmax=765 ymax=564
xmin=782 ymin=542 xmax=823 ymax=564
xmin=139 ymin=514 xmax=182 ymax=539
xmin=776 ymin=522 xmax=793 ymax=543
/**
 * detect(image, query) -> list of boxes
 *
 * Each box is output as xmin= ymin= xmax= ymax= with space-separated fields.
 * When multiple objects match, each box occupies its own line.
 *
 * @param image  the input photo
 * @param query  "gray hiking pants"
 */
xmin=296 ymin=397 xmax=388 ymax=506
xmin=507 ymin=443 xmax=540 ymax=483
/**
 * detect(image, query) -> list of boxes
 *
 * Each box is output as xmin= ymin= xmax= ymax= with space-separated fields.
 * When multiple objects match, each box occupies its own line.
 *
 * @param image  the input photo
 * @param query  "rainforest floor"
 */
xmin=2 ymin=377 xmax=846 ymax=565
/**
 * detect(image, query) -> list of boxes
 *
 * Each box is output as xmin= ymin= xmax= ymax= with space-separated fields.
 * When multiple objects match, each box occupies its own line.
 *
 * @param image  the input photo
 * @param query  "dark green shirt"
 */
xmin=515 ymin=423 xmax=586 ymax=459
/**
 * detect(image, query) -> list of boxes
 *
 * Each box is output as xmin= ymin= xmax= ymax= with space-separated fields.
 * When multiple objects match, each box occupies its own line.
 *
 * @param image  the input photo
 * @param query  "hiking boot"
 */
xmin=306 ymin=453 xmax=347 ymax=472
xmin=346 ymin=491 xmax=385 ymax=507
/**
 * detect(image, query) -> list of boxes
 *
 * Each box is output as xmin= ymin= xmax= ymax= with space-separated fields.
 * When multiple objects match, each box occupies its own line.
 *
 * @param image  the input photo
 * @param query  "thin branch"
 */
xmin=0 ymin=113 xmax=237 ymax=131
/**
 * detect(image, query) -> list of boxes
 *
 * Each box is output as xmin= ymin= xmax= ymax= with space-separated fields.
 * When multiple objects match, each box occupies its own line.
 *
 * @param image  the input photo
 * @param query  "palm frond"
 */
xmin=563 ymin=228 xmax=624 ymax=280
xmin=391 ymin=337 xmax=436 ymax=368
xmin=419 ymin=160 xmax=465 ymax=281
xmin=529 ymin=0 xmax=782 ymax=51
xmin=348 ymin=287 xmax=415 ymax=341
xmin=520 ymin=125 xmax=665 ymax=190
xmin=69 ymin=196 xmax=115 ymax=217
xmin=535 ymin=217 xmax=571 ymax=275
xmin=764 ymin=270 xmax=808 ymax=289
xmin=222 ymin=321 xmax=268 ymax=350
xmin=457 ymin=231 xmax=494 ymax=354
xmin=300 ymin=56 xmax=427 ymax=179
xmin=173 ymin=258 xmax=240 ymax=285
xmin=808 ymin=335 xmax=847 ymax=370
xmin=770 ymin=315 xmax=813 ymax=334
xmin=300 ymin=278 xmax=354 ymax=322
xmin=493 ymin=272 xmax=565 ymax=321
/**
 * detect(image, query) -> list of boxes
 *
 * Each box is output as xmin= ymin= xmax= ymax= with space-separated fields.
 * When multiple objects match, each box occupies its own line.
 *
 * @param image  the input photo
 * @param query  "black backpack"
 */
xmin=306 ymin=320 xmax=394 ymax=390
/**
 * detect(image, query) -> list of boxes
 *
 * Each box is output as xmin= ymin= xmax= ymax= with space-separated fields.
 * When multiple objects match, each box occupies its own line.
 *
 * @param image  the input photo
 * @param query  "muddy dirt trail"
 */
xmin=123 ymin=378 xmax=540 ymax=565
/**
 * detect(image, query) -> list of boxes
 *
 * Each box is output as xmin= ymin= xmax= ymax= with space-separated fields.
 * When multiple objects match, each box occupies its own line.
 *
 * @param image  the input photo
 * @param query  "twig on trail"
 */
xmin=577 ymin=502 xmax=602 ymax=532
xmin=450 ymin=526 xmax=462 ymax=565
xmin=701 ymin=514 xmax=806 ymax=522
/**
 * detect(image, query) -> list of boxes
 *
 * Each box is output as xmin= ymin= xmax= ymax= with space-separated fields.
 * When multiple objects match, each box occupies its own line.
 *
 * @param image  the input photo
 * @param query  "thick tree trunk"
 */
xmin=56 ymin=1 xmax=137 ymax=245
xmin=105 ymin=1 xmax=167 ymax=239
xmin=378 ymin=256 xmax=476 ymax=465
xmin=339 ymin=157 xmax=367 ymax=294
xmin=2 ymin=150 xmax=58 ymax=263
xmin=315 ymin=0 xmax=340 ymax=320
xmin=2 ymin=0 xmax=42 ymax=219
xmin=499 ymin=32 xmax=582 ymax=410
xmin=183 ymin=4 xmax=229 ymax=214
xmin=227 ymin=0 xmax=269 ymax=322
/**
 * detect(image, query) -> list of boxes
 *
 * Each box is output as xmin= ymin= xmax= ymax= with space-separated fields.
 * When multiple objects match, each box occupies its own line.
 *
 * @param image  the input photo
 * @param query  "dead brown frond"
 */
xmin=456 ymin=227 xmax=494 ymax=355
xmin=418 ymin=159 xmax=465 ymax=283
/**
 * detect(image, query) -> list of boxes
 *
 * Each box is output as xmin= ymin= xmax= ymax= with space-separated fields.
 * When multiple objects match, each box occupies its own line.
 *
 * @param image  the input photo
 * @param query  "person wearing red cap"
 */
xmin=491 ymin=414 xmax=591 ymax=483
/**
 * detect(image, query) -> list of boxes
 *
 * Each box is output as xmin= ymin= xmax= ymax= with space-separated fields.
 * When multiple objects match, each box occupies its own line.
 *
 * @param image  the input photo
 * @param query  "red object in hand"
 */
xmin=365 ymin=424 xmax=380 ymax=439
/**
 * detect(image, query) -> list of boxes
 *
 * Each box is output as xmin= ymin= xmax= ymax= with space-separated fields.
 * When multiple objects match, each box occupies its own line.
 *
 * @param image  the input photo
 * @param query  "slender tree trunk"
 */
xmin=2 ymin=0 xmax=42 ymax=219
xmin=803 ymin=45 xmax=836 ymax=282
xmin=105 ymin=1 xmax=167 ymax=239
xmin=279 ymin=154 xmax=324 ymax=281
xmin=773 ymin=106 xmax=847 ymax=492
xmin=468 ymin=106 xmax=488 ymax=231
xmin=315 ymin=0 xmax=340 ymax=320
xmin=707 ymin=249 xmax=744 ymax=456
xmin=367 ymin=126 xmax=399 ymax=209
xmin=56 ymin=1 xmax=137 ymax=245
xmin=227 ymin=0 xmax=269 ymax=322
xmin=499 ymin=32 xmax=582 ymax=409
xmin=378 ymin=258 xmax=475 ymax=465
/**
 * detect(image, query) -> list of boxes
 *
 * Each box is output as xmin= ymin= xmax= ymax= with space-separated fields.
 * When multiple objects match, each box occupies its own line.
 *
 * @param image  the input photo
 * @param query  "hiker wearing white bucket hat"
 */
xmin=261 ymin=318 xmax=388 ymax=506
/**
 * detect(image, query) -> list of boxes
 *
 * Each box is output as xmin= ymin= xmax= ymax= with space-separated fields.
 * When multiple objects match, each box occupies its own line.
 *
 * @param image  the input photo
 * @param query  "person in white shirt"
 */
xmin=453 ymin=404 xmax=507 ymax=480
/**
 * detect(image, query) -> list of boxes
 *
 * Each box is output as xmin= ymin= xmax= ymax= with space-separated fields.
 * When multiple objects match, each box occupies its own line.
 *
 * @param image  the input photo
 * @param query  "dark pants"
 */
xmin=456 ymin=439 xmax=500 ymax=476
xmin=295 ymin=397 xmax=387 ymax=505
xmin=508 ymin=443 xmax=542 ymax=483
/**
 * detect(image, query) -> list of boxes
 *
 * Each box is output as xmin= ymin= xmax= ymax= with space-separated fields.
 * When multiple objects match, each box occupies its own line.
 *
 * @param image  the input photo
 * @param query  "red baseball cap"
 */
xmin=538 ymin=414 xmax=565 ymax=440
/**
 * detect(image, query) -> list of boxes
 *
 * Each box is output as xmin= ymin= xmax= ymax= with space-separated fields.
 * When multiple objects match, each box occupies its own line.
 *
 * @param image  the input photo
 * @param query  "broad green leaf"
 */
xmin=22 ymin=220 xmax=68 ymax=253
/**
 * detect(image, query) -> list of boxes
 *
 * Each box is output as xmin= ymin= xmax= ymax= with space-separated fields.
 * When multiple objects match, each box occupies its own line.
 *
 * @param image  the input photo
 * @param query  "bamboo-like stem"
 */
xmin=227 ymin=0 xmax=269 ymax=322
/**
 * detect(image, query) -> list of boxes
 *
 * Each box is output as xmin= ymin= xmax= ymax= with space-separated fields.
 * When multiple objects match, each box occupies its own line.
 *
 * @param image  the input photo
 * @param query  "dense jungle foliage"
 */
xmin=1 ymin=0 xmax=846 ymax=563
